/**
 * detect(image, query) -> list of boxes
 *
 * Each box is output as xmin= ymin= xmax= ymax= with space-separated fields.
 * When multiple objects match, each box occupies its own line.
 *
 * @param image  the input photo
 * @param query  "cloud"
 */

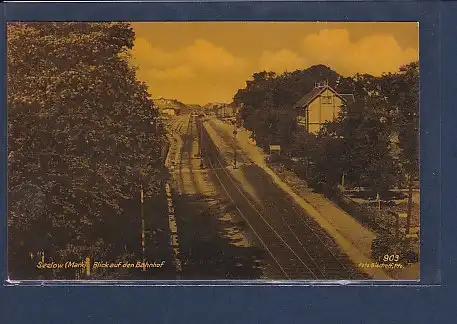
xmin=147 ymin=66 xmax=195 ymax=81
xmin=183 ymin=39 xmax=247 ymax=72
xmin=129 ymin=27 xmax=418 ymax=104
xmin=254 ymin=29 xmax=416 ymax=77
xmin=129 ymin=37 xmax=250 ymax=104
xmin=258 ymin=49 xmax=308 ymax=73
xmin=130 ymin=37 xmax=246 ymax=74
xmin=301 ymin=29 xmax=418 ymax=76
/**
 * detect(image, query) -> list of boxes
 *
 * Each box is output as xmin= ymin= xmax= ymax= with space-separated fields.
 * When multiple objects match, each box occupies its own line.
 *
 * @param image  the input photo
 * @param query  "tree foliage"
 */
xmin=379 ymin=62 xmax=419 ymax=177
xmin=234 ymin=65 xmax=345 ymax=148
xmin=233 ymin=63 xmax=419 ymax=197
xmin=8 ymin=22 xmax=165 ymax=279
xmin=320 ymin=96 xmax=398 ymax=195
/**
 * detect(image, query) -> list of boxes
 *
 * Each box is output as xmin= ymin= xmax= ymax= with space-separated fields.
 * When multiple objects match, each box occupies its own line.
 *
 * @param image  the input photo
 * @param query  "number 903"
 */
xmin=383 ymin=254 xmax=400 ymax=262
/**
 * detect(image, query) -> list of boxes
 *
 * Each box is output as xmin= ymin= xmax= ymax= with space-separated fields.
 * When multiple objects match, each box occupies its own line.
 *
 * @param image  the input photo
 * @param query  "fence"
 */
xmin=274 ymin=156 xmax=413 ymax=235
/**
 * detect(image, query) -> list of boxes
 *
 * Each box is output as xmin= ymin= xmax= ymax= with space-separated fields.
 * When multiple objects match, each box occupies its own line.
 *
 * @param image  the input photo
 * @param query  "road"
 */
xmin=164 ymin=113 xmax=368 ymax=280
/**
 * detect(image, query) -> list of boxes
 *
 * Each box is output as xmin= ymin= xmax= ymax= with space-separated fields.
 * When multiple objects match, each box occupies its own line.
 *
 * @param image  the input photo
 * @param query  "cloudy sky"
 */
xmin=130 ymin=22 xmax=418 ymax=105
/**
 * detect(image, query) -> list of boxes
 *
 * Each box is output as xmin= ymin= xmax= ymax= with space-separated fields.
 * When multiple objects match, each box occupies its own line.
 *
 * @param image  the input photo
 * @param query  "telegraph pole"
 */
xmin=232 ymin=104 xmax=241 ymax=169
xmin=199 ymin=118 xmax=204 ymax=169
xmin=406 ymin=173 xmax=413 ymax=235
xmin=233 ymin=123 xmax=238 ymax=169
xmin=140 ymin=183 xmax=146 ymax=272
xmin=376 ymin=192 xmax=381 ymax=225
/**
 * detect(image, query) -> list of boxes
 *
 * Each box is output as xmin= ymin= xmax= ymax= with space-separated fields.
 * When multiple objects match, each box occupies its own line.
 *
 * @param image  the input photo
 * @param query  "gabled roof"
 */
xmin=294 ymin=85 xmax=351 ymax=108
xmin=340 ymin=94 xmax=355 ymax=104
xmin=294 ymin=87 xmax=326 ymax=108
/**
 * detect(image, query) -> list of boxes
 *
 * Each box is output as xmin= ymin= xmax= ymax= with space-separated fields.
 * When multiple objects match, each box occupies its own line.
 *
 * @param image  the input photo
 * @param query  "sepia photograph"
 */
xmin=7 ymin=22 xmax=419 ymax=281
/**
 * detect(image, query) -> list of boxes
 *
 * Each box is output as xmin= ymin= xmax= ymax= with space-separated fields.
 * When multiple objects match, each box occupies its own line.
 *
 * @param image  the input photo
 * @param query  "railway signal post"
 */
xmin=233 ymin=127 xmax=238 ymax=169
xmin=140 ymin=183 xmax=146 ymax=272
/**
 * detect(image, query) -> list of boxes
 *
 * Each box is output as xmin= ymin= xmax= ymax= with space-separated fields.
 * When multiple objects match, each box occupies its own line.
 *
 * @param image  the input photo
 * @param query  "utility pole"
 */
xmin=140 ymin=183 xmax=146 ymax=272
xmin=376 ymin=192 xmax=381 ymax=225
xmin=395 ymin=212 xmax=399 ymax=242
xmin=230 ymin=103 xmax=243 ymax=169
xmin=85 ymin=256 xmax=91 ymax=277
xmin=199 ymin=118 xmax=204 ymax=169
xmin=233 ymin=124 xmax=238 ymax=169
xmin=406 ymin=172 xmax=413 ymax=235
xmin=305 ymin=157 xmax=309 ymax=180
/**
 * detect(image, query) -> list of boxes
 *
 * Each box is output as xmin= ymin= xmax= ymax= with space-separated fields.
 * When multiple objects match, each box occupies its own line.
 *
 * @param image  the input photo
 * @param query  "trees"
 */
xmin=379 ymin=62 xmax=419 ymax=230
xmin=8 ymin=23 xmax=165 ymax=279
xmin=233 ymin=65 xmax=341 ymax=151
xmin=298 ymin=64 xmax=417 ymax=199
xmin=233 ymin=62 xmax=418 ymax=200
xmin=326 ymin=93 xmax=398 ymax=197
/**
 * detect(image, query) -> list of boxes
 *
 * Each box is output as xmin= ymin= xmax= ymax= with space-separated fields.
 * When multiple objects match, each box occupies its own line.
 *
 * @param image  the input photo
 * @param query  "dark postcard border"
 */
xmin=2 ymin=1 xmax=440 ymax=285
xmin=0 ymin=1 xmax=452 ymax=323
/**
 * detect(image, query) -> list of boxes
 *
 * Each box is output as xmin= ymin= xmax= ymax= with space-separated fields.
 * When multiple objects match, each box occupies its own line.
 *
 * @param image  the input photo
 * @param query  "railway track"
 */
xmin=166 ymin=116 xmax=185 ymax=135
xmin=209 ymin=119 xmax=363 ymax=278
xmin=199 ymin=118 xmax=366 ymax=280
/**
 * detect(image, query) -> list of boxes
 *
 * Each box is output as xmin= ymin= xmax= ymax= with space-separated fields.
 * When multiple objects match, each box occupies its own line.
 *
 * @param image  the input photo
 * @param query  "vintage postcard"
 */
xmin=7 ymin=22 xmax=419 ymax=281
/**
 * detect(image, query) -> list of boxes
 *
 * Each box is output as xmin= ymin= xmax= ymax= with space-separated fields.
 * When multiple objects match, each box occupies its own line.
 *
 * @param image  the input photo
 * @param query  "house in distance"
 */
xmin=294 ymin=81 xmax=354 ymax=134
xmin=161 ymin=107 xmax=180 ymax=116
xmin=213 ymin=103 xmax=238 ymax=119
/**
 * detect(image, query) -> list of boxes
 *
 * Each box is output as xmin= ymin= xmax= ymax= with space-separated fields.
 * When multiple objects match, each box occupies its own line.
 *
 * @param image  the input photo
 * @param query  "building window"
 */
xmin=321 ymin=96 xmax=333 ymax=104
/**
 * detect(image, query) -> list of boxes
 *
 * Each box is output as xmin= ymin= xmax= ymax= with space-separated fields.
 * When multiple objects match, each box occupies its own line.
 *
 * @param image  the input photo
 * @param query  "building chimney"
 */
xmin=314 ymin=80 xmax=329 ymax=89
